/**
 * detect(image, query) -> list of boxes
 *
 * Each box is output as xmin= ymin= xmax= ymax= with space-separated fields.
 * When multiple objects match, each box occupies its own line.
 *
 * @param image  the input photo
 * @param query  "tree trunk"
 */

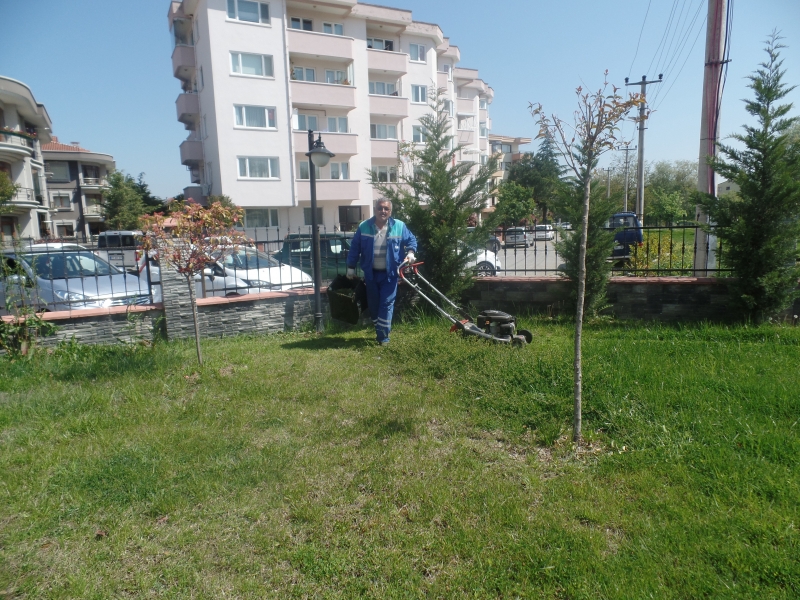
xmin=573 ymin=174 xmax=592 ymax=444
xmin=187 ymin=275 xmax=203 ymax=366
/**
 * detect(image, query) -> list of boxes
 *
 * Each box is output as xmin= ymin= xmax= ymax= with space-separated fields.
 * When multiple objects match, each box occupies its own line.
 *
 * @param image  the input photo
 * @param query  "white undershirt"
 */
xmin=373 ymin=223 xmax=387 ymax=269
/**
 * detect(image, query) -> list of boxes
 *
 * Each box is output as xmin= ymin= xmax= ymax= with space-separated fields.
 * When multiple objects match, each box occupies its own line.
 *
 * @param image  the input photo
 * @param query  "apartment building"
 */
xmin=0 ymin=76 xmax=52 ymax=239
xmin=167 ymin=0 xmax=495 ymax=232
xmin=41 ymin=137 xmax=115 ymax=238
xmin=485 ymin=133 xmax=531 ymax=214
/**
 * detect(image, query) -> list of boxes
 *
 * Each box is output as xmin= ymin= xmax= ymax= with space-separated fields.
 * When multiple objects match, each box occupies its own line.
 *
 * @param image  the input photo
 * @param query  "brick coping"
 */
xmin=470 ymin=276 xmax=729 ymax=285
xmin=195 ymin=286 xmax=323 ymax=307
xmin=2 ymin=303 xmax=164 ymax=323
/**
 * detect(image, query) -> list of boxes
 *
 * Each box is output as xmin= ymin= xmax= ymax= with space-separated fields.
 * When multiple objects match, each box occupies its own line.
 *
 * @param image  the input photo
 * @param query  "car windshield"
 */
xmin=218 ymin=248 xmax=280 ymax=270
xmin=607 ymin=216 xmax=637 ymax=228
xmin=23 ymin=252 xmax=121 ymax=279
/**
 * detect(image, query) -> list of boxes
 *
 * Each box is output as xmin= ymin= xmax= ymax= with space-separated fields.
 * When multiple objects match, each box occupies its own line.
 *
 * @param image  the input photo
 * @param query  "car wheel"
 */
xmin=475 ymin=261 xmax=496 ymax=277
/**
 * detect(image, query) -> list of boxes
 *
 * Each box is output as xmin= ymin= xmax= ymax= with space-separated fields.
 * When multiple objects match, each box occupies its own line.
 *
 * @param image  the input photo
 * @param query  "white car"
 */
xmin=533 ymin=224 xmax=555 ymax=240
xmin=468 ymin=247 xmax=503 ymax=276
xmin=211 ymin=246 xmax=313 ymax=291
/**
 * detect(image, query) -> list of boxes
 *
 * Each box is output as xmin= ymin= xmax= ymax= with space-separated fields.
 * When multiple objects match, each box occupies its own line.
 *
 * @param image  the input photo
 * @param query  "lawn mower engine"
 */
xmin=451 ymin=310 xmax=533 ymax=346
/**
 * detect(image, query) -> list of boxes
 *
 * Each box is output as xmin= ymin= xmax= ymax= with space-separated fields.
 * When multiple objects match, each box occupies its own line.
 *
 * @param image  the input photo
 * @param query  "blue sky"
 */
xmin=1 ymin=0 xmax=798 ymax=198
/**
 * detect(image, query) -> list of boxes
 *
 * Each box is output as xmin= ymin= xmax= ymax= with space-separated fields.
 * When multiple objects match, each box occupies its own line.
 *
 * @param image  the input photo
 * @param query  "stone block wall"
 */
xmin=30 ymin=305 xmax=164 ymax=348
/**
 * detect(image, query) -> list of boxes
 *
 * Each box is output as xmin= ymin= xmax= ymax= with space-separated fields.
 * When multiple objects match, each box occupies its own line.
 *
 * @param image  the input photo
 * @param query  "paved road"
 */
xmin=494 ymin=240 xmax=564 ymax=276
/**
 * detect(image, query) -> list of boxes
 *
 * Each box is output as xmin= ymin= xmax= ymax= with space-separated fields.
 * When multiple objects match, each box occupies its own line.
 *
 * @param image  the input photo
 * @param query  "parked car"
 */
xmin=95 ymin=230 xmax=142 ymax=270
xmin=533 ymin=224 xmax=555 ymax=241
xmin=467 ymin=227 xmax=502 ymax=253
xmin=272 ymin=233 xmax=353 ymax=280
xmin=210 ymin=246 xmax=312 ymax=290
xmin=468 ymin=247 xmax=503 ymax=276
xmin=504 ymin=227 xmax=533 ymax=248
xmin=1 ymin=248 xmax=153 ymax=314
xmin=605 ymin=212 xmax=643 ymax=259
xmin=557 ymin=222 xmax=572 ymax=231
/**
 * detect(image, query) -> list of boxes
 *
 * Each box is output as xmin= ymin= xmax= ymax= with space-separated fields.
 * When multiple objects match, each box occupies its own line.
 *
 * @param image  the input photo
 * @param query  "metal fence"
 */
xmin=1 ymin=224 xmax=732 ymax=315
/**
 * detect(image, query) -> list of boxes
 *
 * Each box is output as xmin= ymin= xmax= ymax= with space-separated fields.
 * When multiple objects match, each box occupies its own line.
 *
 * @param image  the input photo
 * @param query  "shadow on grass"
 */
xmin=359 ymin=414 xmax=416 ymax=441
xmin=280 ymin=335 xmax=374 ymax=352
xmin=48 ymin=344 xmax=184 ymax=383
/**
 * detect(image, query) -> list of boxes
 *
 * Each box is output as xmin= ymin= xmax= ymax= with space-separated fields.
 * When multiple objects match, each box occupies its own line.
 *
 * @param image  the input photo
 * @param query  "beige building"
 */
xmin=167 ymin=0 xmax=495 ymax=233
xmin=41 ymin=137 xmax=115 ymax=238
xmin=484 ymin=134 xmax=531 ymax=216
xmin=0 ymin=76 xmax=52 ymax=239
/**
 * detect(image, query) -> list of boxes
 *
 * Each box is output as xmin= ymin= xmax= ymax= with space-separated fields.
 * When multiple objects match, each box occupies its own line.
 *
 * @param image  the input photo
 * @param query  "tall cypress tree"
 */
xmin=701 ymin=32 xmax=800 ymax=322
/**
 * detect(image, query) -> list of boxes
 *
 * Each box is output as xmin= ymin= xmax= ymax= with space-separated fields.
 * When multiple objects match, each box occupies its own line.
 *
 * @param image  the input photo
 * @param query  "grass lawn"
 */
xmin=1 ymin=318 xmax=798 ymax=598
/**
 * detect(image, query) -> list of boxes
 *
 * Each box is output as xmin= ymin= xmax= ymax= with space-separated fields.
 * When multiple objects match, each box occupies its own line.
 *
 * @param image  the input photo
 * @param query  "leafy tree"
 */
xmin=133 ymin=173 xmax=165 ymax=214
xmin=646 ymin=160 xmax=697 ymax=222
xmin=141 ymin=202 xmax=246 ymax=365
xmin=495 ymin=181 xmax=535 ymax=225
xmin=507 ymin=135 xmax=565 ymax=223
xmin=373 ymin=90 xmax=498 ymax=299
xmin=700 ymin=33 xmax=800 ymax=322
xmin=103 ymin=171 xmax=146 ymax=230
xmin=532 ymin=73 xmax=641 ymax=444
xmin=0 ymin=171 xmax=19 ymax=208
xmin=207 ymin=194 xmax=236 ymax=209
xmin=648 ymin=188 xmax=687 ymax=224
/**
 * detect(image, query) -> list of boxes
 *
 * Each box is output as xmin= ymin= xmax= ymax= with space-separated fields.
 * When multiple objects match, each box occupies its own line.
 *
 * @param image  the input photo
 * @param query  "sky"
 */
xmin=1 ymin=0 xmax=799 ymax=198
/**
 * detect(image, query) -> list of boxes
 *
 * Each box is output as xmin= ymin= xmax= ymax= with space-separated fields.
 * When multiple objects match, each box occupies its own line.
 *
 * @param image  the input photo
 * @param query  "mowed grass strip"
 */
xmin=0 ymin=320 xmax=798 ymax=598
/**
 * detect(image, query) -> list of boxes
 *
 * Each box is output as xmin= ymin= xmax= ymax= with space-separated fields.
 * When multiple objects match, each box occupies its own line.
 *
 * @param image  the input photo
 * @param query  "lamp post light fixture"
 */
xmin=305 ymin=130 xmax=335 ymax=333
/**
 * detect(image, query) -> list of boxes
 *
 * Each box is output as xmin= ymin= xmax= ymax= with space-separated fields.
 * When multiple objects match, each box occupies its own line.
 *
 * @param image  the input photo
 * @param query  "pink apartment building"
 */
xmin=167 ymin=0 xmax=496 ymax=233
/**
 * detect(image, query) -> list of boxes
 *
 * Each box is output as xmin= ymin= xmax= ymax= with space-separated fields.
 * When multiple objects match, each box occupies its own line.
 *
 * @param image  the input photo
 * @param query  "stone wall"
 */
xmin=29 ymin=305 xmax=164 ymax=348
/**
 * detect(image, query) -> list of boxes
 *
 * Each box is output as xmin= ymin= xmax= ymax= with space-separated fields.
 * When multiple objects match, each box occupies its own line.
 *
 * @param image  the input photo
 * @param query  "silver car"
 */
xmin=211 ymin=247 xmax=313 ymax=290
xmin=504 ymin=227 xmax=532 ymax=248
xmin=1 ymin=249 xmax=154 ymax=314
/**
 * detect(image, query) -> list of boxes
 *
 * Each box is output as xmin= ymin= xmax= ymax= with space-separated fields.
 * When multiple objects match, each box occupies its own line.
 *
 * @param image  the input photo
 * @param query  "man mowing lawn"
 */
xmin=347 ymin=198 xmax=417 ymax=345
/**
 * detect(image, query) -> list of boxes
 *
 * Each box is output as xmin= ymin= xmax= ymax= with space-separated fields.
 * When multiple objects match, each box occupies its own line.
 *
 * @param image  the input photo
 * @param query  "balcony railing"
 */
xmin=0 ymin=130 xmax=35 ymax=150
xmin=85 ymin=204 xmax=104 ymax=216
xmin=81 ymin=177 xmax=108 ymax=187
xmin=10 ymin=187 xmax=41 ymax=205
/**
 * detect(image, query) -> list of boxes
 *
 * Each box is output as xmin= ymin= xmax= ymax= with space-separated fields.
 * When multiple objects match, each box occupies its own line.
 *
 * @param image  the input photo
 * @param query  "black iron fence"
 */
xmin=2 ymin=224 xmax=734 ymax=315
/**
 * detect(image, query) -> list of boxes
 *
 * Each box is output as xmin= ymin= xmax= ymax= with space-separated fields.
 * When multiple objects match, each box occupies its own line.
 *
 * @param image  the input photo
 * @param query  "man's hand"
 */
xmin=346 ymin=267 xmax=356 ymax=280
xmin=405 ymin=251 xmax=416 ymax=264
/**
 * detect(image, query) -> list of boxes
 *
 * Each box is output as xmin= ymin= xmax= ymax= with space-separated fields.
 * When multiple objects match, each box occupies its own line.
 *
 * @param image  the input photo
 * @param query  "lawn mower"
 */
xmin=399 ymin=261 xmax=533 ymax=347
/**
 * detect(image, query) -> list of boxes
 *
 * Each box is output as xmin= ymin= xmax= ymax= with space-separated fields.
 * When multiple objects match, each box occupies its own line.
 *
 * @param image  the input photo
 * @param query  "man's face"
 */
xmin=375 ymin=202 xmax=392 ymax=220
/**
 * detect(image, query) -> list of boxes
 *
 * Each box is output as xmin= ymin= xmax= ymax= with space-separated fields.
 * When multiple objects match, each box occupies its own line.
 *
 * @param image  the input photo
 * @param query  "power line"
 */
xmin=628 ymin=0 xmax=653 ymax=78
xmin=647 ymin=0 xmax=681 ymax=77
xmin=652 ymin=13 xmax=707 ymax=110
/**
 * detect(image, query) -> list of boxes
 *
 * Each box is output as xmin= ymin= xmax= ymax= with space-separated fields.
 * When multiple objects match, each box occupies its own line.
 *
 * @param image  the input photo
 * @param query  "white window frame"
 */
xmin=479 ymin=98 xmax=488 ymax=110
xmin=412 ymin=126 xmax=427 ymax=143
xmin=238 ymin=156 xmax=280 ymax=179
xmin=230 ymin=52 xmax=274 ymax=78
xmin=227 ymin=0 xmax=270 ymax=25
xmin=292 ymin=66 xmax=316 ymax=82
xmin=329 ymin=162 xmax=349 ymax=180
xmin=323 ymin=22 xmax=343 ymax=35
xmin=245 ymin=208 xmax=279 ymax=228
xmin=290 ymin=17 xmax=312 ymax=30
xmin=368 ymin=81 xmax=397 ymax=96
xmin=325 ymin=69 xmax=346 ymax=85
xmin=297 ymin=161 xmax=320 ymax=180
xmin=234 ymin=105 xmax=277 ymax=129
xmin=327 ymin=117 xmax=348 ymax=133
xmin=367 ymin=37 xmax=393 ymax=51
xmin=370 ymin=123 xmax=397 ymax=140
xmin=480 ymin=122 xmax=488 ymax=138
xmin=294 ymin=113 xmax=319 ymax=131
xmin=409 ymin=43 xmax=426 ymax=63
xmin=372 ymin=165 xmax=397 ymax=183
xmin=411 ymin=85 xmax=427 ymax=104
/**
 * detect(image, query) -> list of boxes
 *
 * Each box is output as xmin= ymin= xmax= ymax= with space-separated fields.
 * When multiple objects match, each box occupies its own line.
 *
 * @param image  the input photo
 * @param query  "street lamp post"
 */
xmin=305 ymin=130 xmax=335 ymax=334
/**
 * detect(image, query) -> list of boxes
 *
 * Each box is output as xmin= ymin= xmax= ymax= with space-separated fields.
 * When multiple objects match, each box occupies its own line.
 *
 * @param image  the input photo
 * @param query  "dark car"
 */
xmin=272 ymin=232 xmax=355 ymax=280
xmin=605 ymin=212 xmax=643 ymax=259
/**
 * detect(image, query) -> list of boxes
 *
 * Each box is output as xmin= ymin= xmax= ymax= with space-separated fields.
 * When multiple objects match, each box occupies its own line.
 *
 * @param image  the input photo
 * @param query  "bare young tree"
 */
xmin=531 ymin=73 xmax=641 ymax=444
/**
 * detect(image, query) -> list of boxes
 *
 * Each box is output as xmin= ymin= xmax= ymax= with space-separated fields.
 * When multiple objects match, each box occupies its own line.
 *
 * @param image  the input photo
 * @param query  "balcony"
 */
xmin=457 ymin=97 xmax=474 ymax=114
xmin=183 ymin=185 xmax=205 ymax=202
xmin=479 ymin=138 xmax=487 ymax=151
xmin=287 ymin=28 xmax=354 ymax=61
xmin=367 ymin=49 xmax=408 ymax=75
xmin=180 ymin=139 xmax=203 ymax=166
xmin=296 ymin=179 xmax=360 ymax=202
xmin=292 ymin=131 xmax=358 ymax=155
xmin=0 ymin=130 xmax=35 ymax=161
xmin=371 ymin=139 xmax=399 ymax=160
xmin=81 ymin=177 xmax=108 ymax=190
xmin=290 ymin=81 xmax=356 ymax=110
xmin=457 ymin=129 xmax=476 ymax=146
xmin=176 ymin=92 xmax=200 ymax=128
xmin=9 ymin=187 xmax=41 ymax=208
xmin=369 ymin=94 xmax=408 ymax=118
xmin=172 ymin=45 xmax=196 ymax=82
xmin=84 ymin=204 xmax=104 ymax=220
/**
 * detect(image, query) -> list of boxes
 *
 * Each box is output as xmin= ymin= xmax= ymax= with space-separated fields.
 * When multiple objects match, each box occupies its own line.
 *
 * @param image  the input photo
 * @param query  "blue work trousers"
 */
xmin=365 ymin=270 xmax=397 ymax=343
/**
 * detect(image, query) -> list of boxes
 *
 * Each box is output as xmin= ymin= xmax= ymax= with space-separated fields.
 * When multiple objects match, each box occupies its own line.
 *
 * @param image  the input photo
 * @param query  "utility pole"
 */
xmin=604 ymin=168 xmax=612 ymax=199
xmin=617 ymin=145 xmax=637 ymax=212
xmin=694 ymin=0 xmax=728 ymax=275
xmin=625 ymin=75 xmax=662 ymax=224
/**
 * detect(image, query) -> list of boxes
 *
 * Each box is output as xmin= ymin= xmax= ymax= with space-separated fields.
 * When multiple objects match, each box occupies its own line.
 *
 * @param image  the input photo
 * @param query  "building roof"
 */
xmin=41 ymin=136 xmax=90 ymax=152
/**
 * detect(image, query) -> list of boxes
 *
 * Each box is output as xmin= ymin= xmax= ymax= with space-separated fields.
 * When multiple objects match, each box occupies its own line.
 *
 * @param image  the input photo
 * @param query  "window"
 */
xmin=294 ymin=114 xmax=318 ymax=131
xmin=368 ymin=81 xmax=396 ymax=96
xmin=245 ymin=208 xmax=278 ymax=227
xmin=57 ymin=224 xmax=75 ymax=237
xmin=409 ymin=43 xmax=425 ymax=62
xmin=86 ymin=194 xmax=102 ymax=206
xmin=479 ymin=98 xmax=487 ymax=110
xmin=292 ymin=67 xmax=315 ymax=82
xmin=238 ymin=156 xmax=279 ymax=179
xmin=234 ymin=105 xmax=276 ymax=128
xmin=443 ymin=99 xmax=453 ymax=116
xmin=227 ymin=0 xmax=269 ymax=24
xmin=52 ymin=192 xmax=71 ymax=209
xmin=231 ymin=52 xmax=274 ymax=77
xmin=372 ymin=165 xmax=397 ymax=183
xmin=367 ymin=38 xmax=393 ymax=51
xmin=412 ymin=125 xmax=427 ymax=143
xmin=303 ymin=207 xmax=324 ymax=225
xmin=439 ymin=63 xmax=452 ymax=76
xmin=82 ymin=165 xmax=100 ymax=179
xmin=330 ymin=162 xmax=349 ymax=179
xmin=325 ymin=70 xmax=346 ymax=85
xmin=46 ymin=161 xmax=70 ymax=182
xmin=297 ymin=161 xmax=320 ymax=180
xmin=370 ymin=124 xmax=397 ymax=139
xmin=480 ymin=155 xmax=488 ymax=166
xmin=290 ymin=17 xmax=312 ymax=30
xmin=480 ymin=122 xmax=488 ymax=138
xmin=327 ymin=117 xmax=348 ymax=133
xmin=323 ymin=22 xmax=343 ymax=35
xmin=199 ymin=66 xmax=204 ymax=89
xmin=411 ymin=85 xmax=427 ymax=104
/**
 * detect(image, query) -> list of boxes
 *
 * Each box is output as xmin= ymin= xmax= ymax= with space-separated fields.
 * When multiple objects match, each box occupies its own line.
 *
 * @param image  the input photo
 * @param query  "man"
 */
xmin=346 ymin=199 xmax=416 ymax=345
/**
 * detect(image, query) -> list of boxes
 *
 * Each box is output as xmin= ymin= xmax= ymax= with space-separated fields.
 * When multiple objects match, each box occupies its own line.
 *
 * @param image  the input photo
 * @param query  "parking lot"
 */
xmin=494 ymin=240 xmax=564 ymax=276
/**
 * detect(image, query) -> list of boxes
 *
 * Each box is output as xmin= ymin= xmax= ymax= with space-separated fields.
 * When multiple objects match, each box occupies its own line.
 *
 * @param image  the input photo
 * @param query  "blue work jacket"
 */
xmin=346 ymin=216 xmax=417 ymax=282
